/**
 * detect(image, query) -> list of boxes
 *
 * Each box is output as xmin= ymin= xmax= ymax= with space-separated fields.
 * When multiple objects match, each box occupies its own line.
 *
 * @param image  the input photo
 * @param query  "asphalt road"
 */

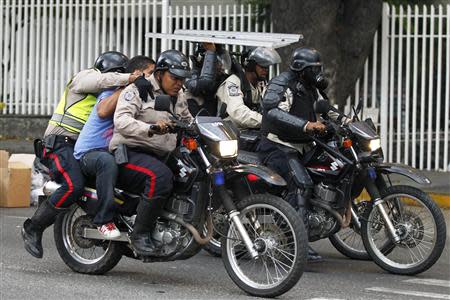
xmin=1 ymin=207 xmax=449 ymax=300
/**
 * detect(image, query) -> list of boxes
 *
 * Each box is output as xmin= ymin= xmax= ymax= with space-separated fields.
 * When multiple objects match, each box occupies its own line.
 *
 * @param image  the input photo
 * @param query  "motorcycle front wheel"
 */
xmin=222 ymin=194 xmax=307 ymax=298
xmin=361 ymin=185 xmax=446 ymax=275
xmin=54 ymin=205 xmax=122 ymax=274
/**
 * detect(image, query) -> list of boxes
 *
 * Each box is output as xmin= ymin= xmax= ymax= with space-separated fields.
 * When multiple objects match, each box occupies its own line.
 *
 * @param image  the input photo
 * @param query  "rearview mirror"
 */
xmin=154 ymin=95 xmax=172 ymax=113
xmin=314 ymin=99 xmax=331 ymax=114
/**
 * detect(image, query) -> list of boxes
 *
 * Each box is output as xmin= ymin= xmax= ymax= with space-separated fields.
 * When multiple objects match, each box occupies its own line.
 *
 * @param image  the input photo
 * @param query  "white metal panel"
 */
xmin=427 ymin=6 xmax=435 ymax=170
xmin=116 ymin=0 xmax=121 ymax=54
xmin=411 ymin=5 xmax=419 ymax=168
xmin=27 ymin=0 xmax=34 ymax=114
xmin=40 ymin=0 xmax=48 ymax=114
xmin=131 ymin=0 xmax=137 ymax=57
xmin=419 ymin=5 xmax=427 ymax=170
xmin=435 ymin=5 xmax=444 ymax=170
xmin=444 ymin=5 xmax=450 ymax=170
xmin=53 ymin=0 xmax=60 ymax=114
xmin=123 ymin=0 xmax=129 ymax=55
xmin=15 ymin=1 xmax=22 ymax=114
xmin=388 ymin=5 xmax=396 ymax=162
xmin=80 ymin=0 xmax=86 ymax=70
xmin=404 ymin=5 xmax=411 ymax=165
xmin=35 ymin=0 xmax=42 ymax=114
xmin=380 ymin=3 xmax=389 ymax=154
xmin=60 ymin=0 xmax=68 ymax=109
xmin=396 ymin=6 xmax=403 ymax=164
xmin=21 ymin=0 xmax=29 ymax=114
xmin=87 ymin=1 xmax=94 ymax=65
xmin=137 ymin=0 xmax=143 ymax=56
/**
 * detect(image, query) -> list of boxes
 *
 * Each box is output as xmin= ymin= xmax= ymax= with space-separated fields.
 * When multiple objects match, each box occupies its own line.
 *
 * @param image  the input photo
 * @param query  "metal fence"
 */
xmin=0 ymin=0 xmax=269 ymax=116
xmin=347 ymin=3 xmax=450 ymax=171
xmin=1 ymin=1 xmax=449 ymax=171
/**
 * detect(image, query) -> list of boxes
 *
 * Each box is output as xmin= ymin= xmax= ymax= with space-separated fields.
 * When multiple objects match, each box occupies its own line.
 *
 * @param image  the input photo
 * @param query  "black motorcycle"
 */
xmin=212 ymin=99 xmax=446 ymax=275
xmin=46 ymin=96 xmax=307 ymax=298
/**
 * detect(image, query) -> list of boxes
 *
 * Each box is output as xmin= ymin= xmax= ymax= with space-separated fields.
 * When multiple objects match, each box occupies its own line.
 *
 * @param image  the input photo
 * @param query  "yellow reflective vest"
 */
xmin=48 ymin=83 xmax=97 ymax=134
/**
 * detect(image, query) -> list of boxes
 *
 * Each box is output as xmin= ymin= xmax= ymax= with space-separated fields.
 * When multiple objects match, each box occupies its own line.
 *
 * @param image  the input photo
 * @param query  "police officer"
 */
xmin=215 ymin=46 xmax=281 ymax=129
xmin=259 ymin=47 xmax=348 ymax=262
xmin=185 ymin=42 xmax=220 ymax=116
xmin=110 ymin=50 xmax=192 ymax=256
xmin=22 ymin=51 xmax=142 ymax=259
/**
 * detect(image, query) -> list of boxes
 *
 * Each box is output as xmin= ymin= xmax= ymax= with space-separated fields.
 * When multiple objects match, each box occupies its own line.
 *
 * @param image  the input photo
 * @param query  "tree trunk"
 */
xmin=271 ymin=0 xmax=382 ymax=107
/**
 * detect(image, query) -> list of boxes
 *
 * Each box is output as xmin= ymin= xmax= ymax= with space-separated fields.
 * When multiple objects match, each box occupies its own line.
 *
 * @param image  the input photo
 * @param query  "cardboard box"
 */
xmin=0 ymin=150 xmax=31 ymax=207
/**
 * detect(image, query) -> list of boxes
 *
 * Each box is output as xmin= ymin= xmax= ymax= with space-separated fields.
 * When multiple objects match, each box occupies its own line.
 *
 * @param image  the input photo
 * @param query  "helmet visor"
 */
xmin=168 ymin=67 xmax=192 ymax=79
xmin=217 ymin=50 xmax=232 ymax=75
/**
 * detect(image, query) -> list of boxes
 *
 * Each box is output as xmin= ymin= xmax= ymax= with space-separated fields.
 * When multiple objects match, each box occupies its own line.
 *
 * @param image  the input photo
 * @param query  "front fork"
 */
xmin=216 ymin=184 xmax=259 ymax=259
xmin=364 ymin=174 xmax=402 ymax=243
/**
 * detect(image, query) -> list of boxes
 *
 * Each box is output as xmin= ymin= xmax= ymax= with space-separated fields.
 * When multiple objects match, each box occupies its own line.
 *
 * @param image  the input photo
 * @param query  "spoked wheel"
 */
xmin=361 ymin=186 xmax=446 ymax=275
xmin=222 ymin=194 xmax=307 ymax=298
xmin=54 ymin=205 xmax=122 ymax=274
xmin=329 ymin=201 xmax=371 ymax=260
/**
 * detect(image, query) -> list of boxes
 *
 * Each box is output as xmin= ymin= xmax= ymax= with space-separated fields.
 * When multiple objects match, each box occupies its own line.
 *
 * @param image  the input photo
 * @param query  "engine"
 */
xmin=307 ymin=183 xmax=342 ymax=241
xmin=151 ymin=220 xmax=191 ymax=256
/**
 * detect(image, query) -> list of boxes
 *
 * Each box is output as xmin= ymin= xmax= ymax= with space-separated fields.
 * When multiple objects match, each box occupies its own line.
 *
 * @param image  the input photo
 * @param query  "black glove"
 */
xmin=134 ymin=76 xmax=154 ymax=102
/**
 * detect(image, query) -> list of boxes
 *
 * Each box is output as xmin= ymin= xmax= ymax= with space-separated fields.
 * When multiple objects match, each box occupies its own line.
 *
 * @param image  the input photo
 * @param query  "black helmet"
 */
xmin=155 ymin=50 xmax=191 ymax=78
xmin=289 ymin=47 xmax=322 ymax=72
xmin=94 ymin=51 xmax=129 ymax=73
xmin=246 ymin=47 xmax=281 ymax=69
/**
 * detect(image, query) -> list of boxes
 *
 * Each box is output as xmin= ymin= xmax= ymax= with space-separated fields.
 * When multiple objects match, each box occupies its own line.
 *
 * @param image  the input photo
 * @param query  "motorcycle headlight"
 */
xmin=218 ymin=140 xmax=238 ymax=158
xmin=369 ymin=138 xmax=381 ymax=151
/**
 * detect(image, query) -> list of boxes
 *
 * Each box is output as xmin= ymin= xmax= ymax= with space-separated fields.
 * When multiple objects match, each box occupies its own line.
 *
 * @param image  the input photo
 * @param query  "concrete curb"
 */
xmin=358 ymin=190 xmax=450 ymax=209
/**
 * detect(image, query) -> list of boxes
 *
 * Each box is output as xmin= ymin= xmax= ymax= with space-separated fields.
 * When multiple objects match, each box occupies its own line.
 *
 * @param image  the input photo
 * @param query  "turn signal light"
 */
xmin=343 ymin=139 xmax=353 ymax=148
xmin=183 ymin=137 xmax=198 ymax=151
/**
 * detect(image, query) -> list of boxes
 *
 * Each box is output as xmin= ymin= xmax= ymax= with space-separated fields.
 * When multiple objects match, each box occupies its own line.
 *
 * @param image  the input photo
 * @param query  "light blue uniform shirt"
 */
xmin=74 ymin=88 xmax=116 ymax=160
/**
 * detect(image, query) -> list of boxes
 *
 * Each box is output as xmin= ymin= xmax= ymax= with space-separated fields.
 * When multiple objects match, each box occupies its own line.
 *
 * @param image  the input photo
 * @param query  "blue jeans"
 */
xmin=80 ymin=150 xmax=118 ymax=225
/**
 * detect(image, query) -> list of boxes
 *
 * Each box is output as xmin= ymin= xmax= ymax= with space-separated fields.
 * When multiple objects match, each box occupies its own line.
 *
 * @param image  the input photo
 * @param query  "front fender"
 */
xmin=224 ymin=164 xmax=287 ymax=187
xmin=375 ymin=163 xmax=431 ymax=185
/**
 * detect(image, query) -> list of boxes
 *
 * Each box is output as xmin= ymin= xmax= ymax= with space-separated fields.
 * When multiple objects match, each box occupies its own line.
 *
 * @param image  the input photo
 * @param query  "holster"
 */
xmin=114 ymin=144 xmax=129 ymax=165
xmin=34 ymin=139 xmax=45 ymax=159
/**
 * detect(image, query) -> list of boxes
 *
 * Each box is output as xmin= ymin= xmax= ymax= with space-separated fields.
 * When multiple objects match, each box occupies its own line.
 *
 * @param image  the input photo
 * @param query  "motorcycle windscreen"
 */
xmin=348 ymin=121 xmax=378 ymax=140
xmin=195 ymin=116 xmax=238 ymax=142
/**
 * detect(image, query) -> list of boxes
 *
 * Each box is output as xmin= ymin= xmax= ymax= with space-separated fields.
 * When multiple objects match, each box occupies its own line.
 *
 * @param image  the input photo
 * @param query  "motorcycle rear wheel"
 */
xmin=54 ymin=205 xmax=122 ymax=274
xmin=222 ymin=194 xmax=307 ymax=298
xmin=361 ymin=185 xmax=446 ymax=275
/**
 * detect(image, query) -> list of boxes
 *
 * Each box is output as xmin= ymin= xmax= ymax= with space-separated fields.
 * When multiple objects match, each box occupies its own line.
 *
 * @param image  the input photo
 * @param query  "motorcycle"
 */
xmin=45 ymin=95 xmax=307 ymax=298
xmin=209 ymin=99 xmax=446 ymax=275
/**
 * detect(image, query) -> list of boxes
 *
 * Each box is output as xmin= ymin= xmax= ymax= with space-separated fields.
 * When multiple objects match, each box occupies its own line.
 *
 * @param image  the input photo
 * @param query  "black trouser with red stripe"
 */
xmin=117 ymin=150 xmax=173 ymax=200
xmin=42 ymin=140 xmax=85 ymax=208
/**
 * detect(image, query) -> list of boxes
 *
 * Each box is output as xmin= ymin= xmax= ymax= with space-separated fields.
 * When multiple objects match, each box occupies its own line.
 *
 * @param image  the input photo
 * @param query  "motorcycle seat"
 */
xmin=237 ymin=150 xmax=263 ymax=165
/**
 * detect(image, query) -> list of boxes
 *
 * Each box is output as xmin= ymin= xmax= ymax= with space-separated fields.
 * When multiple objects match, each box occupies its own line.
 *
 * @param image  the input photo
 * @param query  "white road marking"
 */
xmin=366 ymin=287 xmax=450 ymax=299
xmin=404 ymin=278 xmax=450 ymax=288
xmin=308 ymin=298 xmax=346 ymax=300
xmin=3 ymin=215 xmax=28 ymax=220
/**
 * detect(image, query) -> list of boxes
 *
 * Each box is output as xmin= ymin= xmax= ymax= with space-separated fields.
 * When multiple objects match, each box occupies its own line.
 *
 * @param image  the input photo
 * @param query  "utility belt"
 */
xmin=34 ymin=135 xmax=76 ymax=159
xmin=113 ymin=143 xmax=164 ymax=165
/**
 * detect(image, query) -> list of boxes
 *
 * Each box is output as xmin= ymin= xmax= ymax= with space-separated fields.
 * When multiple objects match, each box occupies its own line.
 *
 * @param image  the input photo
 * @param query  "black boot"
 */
xmin=21 ymin=200 xmax=60 ymax=258
xmin=130 ymin=197 xmax=165 ymax=256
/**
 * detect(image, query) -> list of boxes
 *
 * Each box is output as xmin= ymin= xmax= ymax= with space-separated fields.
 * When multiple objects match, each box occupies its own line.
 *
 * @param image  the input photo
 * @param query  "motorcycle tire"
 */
xmin=54 ymin=205 xmax=123 ymax=275
xmin=222 ymin=194 xmax=307 ymax=298
xmin=361 ymin=185 xmax=446 ymax=275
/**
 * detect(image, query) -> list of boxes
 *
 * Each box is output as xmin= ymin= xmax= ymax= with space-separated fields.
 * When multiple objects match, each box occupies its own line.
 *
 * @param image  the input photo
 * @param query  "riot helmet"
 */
xmin=290 ymin=47 xmax=328 ymax=90
xmin=155 ymin=50 xmax=191 ymax=79
xmin=245 ymin=47 xmax=281 ymax=70
xmin=94 ymin=51 xmax=129 ymax=73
